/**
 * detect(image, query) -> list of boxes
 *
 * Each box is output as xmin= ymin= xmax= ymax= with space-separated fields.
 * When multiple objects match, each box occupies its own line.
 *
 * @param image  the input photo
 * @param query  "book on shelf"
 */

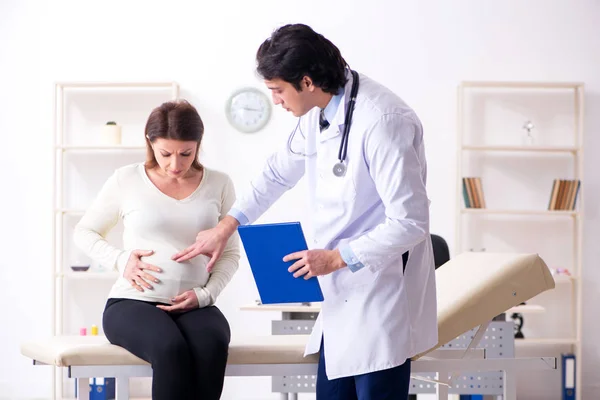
xmin=548 ymin=179 xmax=580 ymax=211
xmin=462 ymin=177 xmax=486 ymax=208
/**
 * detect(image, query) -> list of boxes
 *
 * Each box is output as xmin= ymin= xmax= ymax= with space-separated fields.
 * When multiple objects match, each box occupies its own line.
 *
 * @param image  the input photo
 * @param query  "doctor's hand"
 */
xmin=123 ymin=250 xmax=162 ymax=292
xmin=156 ymin=290 xmax=199 ymax=313
xmin=284 ymin=249 xmax=347 ymax=279
xmin=172 ymin=216 xmax=240 ymax=272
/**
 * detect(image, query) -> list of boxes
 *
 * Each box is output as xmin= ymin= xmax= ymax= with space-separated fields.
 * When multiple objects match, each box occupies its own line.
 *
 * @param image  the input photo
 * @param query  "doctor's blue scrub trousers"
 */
xmin=316 ymin=339 xmax=411 ymax=400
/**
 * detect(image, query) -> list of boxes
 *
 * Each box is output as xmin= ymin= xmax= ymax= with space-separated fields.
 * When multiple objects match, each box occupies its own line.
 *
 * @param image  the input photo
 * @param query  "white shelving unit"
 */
xmin=455 ymin=81 xmax=584 ymax=399
xmin=52 ymin=81 xmax=179 ymax=400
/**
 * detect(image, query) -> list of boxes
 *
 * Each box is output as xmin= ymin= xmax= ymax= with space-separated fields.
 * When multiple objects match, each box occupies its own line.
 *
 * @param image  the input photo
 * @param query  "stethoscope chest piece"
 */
xmin=332 ymin=162 xmax=347 ymax=177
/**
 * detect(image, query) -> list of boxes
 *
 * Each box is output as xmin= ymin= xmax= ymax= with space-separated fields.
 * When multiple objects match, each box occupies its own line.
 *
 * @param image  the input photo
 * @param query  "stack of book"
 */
xmin=548 ymin=179 xmax=580 ymax=211
xmin=462 ymin=177 xmax=486 ymax=208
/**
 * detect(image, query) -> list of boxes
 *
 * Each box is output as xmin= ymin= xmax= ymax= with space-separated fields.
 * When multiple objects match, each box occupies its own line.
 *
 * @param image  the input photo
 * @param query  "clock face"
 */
xmin=226 ymin=88 xmax=271 ymax=133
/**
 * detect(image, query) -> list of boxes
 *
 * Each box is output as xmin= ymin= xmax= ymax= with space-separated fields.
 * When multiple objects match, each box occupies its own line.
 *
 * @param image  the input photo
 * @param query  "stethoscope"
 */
xmin=287 ymin=69 xmax=359 ymax=178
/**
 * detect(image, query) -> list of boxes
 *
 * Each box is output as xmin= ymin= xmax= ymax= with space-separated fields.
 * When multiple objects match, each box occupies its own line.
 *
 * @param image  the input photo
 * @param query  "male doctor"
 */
xmin=173 ymin=23 xmax=438 ymax=400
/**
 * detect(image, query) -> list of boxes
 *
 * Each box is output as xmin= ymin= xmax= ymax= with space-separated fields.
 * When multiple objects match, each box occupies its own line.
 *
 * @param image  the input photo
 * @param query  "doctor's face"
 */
xmin=265 ymin=78 xmax=313 ymax=117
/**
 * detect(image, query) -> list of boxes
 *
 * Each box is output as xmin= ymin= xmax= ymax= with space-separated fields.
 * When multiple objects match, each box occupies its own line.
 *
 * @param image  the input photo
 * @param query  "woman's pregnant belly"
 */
xmin=113 ymin=244 xmax=210 ymax=304
xmin=143 ymin=251 xmax=208 ymax=299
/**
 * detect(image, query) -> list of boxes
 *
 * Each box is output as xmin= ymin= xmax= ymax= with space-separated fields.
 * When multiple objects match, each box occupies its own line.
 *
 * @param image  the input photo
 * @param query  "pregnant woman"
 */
xmin=73 ymin=99 xmax=240 ymax=400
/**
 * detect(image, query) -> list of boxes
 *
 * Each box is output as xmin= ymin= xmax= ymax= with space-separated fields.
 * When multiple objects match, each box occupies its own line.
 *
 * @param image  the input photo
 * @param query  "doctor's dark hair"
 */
xmin=144 ymin=99 xmax=203 ymax=171
xmin=256 ymin=24 xmax=349 ymax=94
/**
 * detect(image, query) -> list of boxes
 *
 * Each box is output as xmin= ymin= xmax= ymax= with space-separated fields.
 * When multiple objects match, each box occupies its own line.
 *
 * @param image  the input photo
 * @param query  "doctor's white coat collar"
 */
xmin=318 ymin=70 xmax=355 ymax=142
xmin=322 ymin=85 xmax=344 ymax=128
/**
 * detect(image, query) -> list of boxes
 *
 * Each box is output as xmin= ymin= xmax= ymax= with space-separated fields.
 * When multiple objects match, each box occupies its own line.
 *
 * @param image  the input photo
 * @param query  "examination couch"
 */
xmin=20 ymin=251 xmax=557 ymax=400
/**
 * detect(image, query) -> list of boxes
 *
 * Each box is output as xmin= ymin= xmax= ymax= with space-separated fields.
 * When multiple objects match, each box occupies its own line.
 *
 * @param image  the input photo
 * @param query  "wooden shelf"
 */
xmin=56 ymin=145 xmax=146 ymax=151
xmin=506 ymin=305 xmax=545 ymax=314
xmin=242 ymin=303 xmax=548 ymax=315
xmin=553 ymin=274 xmax=575 ymax=283
xmin=462 ymin=145 xmax=579 ymax=153
xmin=58 ymin=81 xmax=176 ymax=89
xmin=240 ymin=303 xmax=321 ymax=313
xmin=516 ymin=338 xmax=578 ymax=346
xmin=57 ymin=272 xmax=119 ymax=280
xmin=461 ymin=209 xmax=578 ymax=217
xmin=460 ymin=81 xmax=583 ymax=89
xmin=65 ymin=398 xmax=150 ymax=400
xmin=56 ymin=209 xmax=84 ymax=216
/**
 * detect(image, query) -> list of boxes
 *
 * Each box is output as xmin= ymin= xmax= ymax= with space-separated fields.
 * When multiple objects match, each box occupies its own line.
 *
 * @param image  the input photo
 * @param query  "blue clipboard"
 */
xmin=238 ymin=222 xmax=324 ymax=304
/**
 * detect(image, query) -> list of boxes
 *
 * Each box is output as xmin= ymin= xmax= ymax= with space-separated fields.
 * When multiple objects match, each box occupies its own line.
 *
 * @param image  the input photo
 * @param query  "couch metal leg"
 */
xmin=77 ymin=378 xmax=90 ymax=400
xmin=503 ymin=370 xmax=517 ymax=400
xmin=115 ymin=376 xmax=130 ymax=400
xmin=435 ymin=371 xmax=449 ymax=400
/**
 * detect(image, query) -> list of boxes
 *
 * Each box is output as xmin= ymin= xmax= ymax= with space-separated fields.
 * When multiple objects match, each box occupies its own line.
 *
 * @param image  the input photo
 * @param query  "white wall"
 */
xmin=1 ymin=0 xmax=599 ymax=398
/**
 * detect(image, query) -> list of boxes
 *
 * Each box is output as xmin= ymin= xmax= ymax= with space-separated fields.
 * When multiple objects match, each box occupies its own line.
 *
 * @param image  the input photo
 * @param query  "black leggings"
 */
xmin=103 ymin=298 xmax=230 ymax=400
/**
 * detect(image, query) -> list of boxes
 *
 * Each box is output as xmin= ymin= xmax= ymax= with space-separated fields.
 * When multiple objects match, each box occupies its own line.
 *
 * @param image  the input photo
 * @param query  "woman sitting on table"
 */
xmin=73 ymin=99 xmax=240 ymax=400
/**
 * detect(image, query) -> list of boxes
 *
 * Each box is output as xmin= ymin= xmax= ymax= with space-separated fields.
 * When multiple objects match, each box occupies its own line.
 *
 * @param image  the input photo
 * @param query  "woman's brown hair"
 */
xmin=144 ymin=99 xmax=203 ymax=171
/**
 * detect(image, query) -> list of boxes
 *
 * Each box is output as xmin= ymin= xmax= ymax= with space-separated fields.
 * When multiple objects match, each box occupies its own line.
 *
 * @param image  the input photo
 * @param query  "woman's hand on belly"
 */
xmin=156 ymin=290 xmax=199 ymax=313
xmin=123 ymin=250 xmax=162 ymax=292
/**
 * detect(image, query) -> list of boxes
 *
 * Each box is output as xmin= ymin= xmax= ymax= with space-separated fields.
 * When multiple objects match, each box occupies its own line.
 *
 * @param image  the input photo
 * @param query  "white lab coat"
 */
xmin=234 ymin=71 xmax=438 ymax=379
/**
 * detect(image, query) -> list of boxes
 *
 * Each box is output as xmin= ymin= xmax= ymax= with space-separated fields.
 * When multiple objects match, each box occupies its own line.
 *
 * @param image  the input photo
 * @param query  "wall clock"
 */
xmin=225 ymin=87 xmax=271 ymax=133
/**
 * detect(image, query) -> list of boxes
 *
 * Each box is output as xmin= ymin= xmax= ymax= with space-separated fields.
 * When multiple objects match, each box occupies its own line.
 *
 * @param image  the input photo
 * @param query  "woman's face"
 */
xmin=151 ymin=138 xmax=198 ymax=178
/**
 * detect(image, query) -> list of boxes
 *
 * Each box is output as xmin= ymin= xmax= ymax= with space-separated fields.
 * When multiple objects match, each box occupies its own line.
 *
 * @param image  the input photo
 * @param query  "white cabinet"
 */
xmin=455 ymin=81 xmax=583 ymax=399
xmin=52 ymin=81 xmax=179 ymax=399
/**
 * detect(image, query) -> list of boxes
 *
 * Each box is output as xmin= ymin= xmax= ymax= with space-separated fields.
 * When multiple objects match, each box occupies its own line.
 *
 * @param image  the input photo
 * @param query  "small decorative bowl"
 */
xmin=70 ymin=265 xmax=90 ymax=272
